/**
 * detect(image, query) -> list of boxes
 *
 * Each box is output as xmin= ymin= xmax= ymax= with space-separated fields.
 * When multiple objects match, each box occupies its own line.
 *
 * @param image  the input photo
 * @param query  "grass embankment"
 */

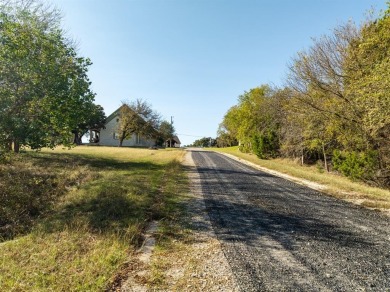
xmin=213 ymin=146 xmax=390 ymax=211
xmin=0 ymin=146 xmax=188 ymax=290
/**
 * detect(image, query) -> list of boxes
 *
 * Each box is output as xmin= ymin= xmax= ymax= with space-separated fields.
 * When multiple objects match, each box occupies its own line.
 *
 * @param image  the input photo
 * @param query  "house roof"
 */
xmin=174 ymin=136 xmax=181 ymax=144
xmin=104 ymin=105 xmax=123 ymax=124
xmin=167 ymin=136 xmax=181 ymax=144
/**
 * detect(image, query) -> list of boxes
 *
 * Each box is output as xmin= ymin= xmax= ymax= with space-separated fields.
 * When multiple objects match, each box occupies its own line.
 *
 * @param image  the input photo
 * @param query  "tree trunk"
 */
xmin=322 ymin=143 xmax=329 ymax=172
xmin=119 ymin=131 xmax=127 ymax=147
xmin=13 ymin=140 xmax=20 ymax=153
xmin=73 ymin=132 xmax=81 ymax=145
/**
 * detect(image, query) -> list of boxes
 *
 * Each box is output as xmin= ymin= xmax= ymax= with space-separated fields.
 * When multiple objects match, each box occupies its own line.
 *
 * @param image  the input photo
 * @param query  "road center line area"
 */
xmin=190 ymin=150 xmax=390 ymax=291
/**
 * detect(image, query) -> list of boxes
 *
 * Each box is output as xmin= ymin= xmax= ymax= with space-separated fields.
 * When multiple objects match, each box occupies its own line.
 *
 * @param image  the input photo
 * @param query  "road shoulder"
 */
xmin=215 ymin=150 xmax=390 ymax=217
xmin=160 ymin=150 xmax=239 ymax=290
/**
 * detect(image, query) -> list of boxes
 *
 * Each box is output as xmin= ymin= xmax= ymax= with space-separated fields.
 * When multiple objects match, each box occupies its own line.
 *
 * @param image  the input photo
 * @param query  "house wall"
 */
xmin=98 ymin=114 xmax=155 ymax=147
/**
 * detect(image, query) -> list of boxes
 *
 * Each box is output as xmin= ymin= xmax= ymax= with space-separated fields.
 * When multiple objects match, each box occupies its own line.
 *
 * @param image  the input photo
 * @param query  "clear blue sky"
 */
xmin=50 ymin=0 xmax=386 ymax=146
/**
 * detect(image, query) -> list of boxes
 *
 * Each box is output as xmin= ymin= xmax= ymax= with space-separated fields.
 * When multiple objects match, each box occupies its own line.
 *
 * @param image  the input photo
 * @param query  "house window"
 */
xmin=136 ymin=133 xmax=141 ymax=144
xmin=113 ymin=132 xmax=119 ymax=140
xmin=116 ymin=118 xmax=119 ymax=123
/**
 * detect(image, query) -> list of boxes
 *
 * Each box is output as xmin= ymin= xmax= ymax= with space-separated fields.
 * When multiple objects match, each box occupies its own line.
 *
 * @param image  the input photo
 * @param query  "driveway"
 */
xmin=190 ymin=150 xmax=390 ymax=291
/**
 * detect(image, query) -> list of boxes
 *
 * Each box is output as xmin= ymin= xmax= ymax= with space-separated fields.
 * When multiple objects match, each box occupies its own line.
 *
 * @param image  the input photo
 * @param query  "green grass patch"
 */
xmin=213 ymin=146 xmax=390 ymax=210
xmin=0 ymin=146 xmax=187 ymax=290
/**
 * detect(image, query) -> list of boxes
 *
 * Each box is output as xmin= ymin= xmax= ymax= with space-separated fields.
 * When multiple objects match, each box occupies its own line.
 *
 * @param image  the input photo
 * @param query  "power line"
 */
xmin=177 ymin=133 xmax=207 ymax=138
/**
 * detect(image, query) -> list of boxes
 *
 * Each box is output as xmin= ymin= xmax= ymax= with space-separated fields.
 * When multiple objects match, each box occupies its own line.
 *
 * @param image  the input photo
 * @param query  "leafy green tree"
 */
xmin=220 ymin=105 xmax=241 ymax=145
xmin=281 ymin=89 xmax=340 ymax=170
xmin=158 ymin=120 xmax=175 ymax=147
xmin=252 ymin=130 xmax=279 ymax=159
xmin=286 ymin=21 xmax=368 ymax=171
xmin=191 ymin=137 xmax=216 ymax=147
xmin=72 ymin=104 xmax=106 ymax=145
xmin=221 ymin=85 xmax=285 ymax=155
xmin=343 ymin=7 xmax=390 ymax=185
xmin=0 ymin=1 xmax=96 ymax=152
xmin=287 ymin=21 xmax=364 ymax=148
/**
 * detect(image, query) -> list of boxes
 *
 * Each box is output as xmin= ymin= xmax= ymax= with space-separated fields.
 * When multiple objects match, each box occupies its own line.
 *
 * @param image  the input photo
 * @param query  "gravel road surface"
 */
xmin=191 ymin=150 xmax=390 ymax=291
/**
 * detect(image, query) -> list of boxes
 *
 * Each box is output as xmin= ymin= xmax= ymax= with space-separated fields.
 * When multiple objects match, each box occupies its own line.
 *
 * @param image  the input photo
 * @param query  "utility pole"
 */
xmin=170 ymin=116 xmax=174 ymax=148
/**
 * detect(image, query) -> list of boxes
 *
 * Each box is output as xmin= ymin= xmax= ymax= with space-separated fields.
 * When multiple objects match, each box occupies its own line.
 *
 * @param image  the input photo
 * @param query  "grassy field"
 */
xmin=212 ymin=147 xmax=390 ymax=212
xmin=0 ymin=146 xmax=188 ymax=290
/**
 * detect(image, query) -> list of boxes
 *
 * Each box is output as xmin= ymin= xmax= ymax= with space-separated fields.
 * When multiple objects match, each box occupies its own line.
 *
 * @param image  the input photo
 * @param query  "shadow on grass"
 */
xmin=1 ymin=151 xmax=172 ymax=244
xmin=41 ymin=190 xmax=149 ymax=245
xmin=28 ymin=151 xmax=161 ymax=172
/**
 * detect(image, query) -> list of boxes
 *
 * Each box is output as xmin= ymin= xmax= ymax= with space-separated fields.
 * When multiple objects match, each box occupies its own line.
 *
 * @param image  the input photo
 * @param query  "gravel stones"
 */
xmin=191 ymin=150 xmax=390 ymax=291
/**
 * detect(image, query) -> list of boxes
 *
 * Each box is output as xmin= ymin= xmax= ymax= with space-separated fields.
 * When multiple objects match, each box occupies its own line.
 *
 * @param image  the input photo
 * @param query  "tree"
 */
xmin=72 ymin=104 xmax=106 ymax=145
xmin=286 ymin=9 xmax=390 ymax=184
xmin=220 ymin=105 xmax=241 ymax=145
xmin=191 ymin=137 xmax=216 ymax=147
xmin=286 ymin=21 xmax=364 ymax=149
xmin=280 ymin=88 xmax=340 ymax=170
xmin=0 ymin=0 xmax=96 ymax=152
xmin=158 ymin=120 xmax=175 ymax=147
xmin=117 ymin=99 xmax=161 ymax=147
xmin=216 ymin=123 xmax=238 ymax=148
xmin=343 ymin=7 xmax=390 ymax=185
xmin=220 ymin=85 xmax=285 ymax=157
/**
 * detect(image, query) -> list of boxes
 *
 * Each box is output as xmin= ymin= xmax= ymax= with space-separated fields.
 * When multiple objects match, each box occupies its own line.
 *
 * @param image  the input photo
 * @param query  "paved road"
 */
xmin=191 ymin=150 xmax=390 ymax=291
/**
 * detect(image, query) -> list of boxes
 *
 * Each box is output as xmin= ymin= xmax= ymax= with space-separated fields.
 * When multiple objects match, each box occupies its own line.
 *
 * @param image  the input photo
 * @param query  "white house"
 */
xmin=90 ymin=106 xmax=156 ymax=147
xmin=166 ymin=136 xmax=181 ymax=148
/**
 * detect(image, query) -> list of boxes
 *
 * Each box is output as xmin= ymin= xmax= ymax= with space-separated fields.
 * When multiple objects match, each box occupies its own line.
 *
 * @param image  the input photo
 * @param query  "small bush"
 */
xmin=252 ymin=131 xmax=279 ymax=159
xmin=332 ymin=150 xmax=379 ymax=182
xmin=316 ymin=160 xmax=325 ymax=173
xmin=0 ymin=150 xmax=12 ymax=164
xmin=239 ymin=143 xmax=252 ymax=153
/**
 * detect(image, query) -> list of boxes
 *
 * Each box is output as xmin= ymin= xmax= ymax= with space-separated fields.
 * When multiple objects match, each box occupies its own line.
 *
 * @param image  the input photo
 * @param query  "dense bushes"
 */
xmin=332 ymin=150 xmax=379 ymax=183
xmin=252 ymin=131 xmax=279 ymax=159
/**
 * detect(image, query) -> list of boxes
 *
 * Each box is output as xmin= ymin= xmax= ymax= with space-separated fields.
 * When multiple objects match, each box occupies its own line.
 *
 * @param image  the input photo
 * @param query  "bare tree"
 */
xmin=0 ymin=0 xmax=62 ymax=27
xmin=287 ymin=21 xmax=363 ymax=120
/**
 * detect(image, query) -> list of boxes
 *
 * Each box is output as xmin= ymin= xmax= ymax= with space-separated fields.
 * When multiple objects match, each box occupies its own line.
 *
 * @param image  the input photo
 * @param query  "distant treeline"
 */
xmin=217 ymin=6 xmax=390 ymax=187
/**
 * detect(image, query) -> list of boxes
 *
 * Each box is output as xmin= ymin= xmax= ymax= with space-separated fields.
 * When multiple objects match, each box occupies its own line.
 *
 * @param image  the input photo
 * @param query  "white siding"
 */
xmin=99 ymin=114 xmax=155 ymax=147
